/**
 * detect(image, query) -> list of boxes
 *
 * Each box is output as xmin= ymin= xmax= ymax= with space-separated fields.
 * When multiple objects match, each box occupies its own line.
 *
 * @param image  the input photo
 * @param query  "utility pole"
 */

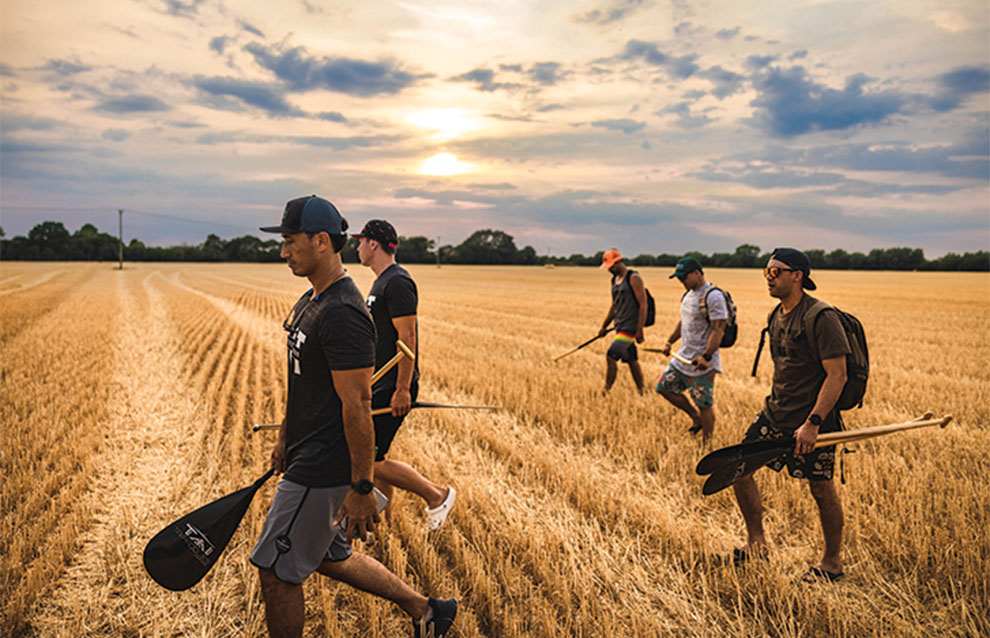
xmin=435 ymin=236 xmax=441 ymax=268
xmin=118 ymin=209 xmax=124 ymax=270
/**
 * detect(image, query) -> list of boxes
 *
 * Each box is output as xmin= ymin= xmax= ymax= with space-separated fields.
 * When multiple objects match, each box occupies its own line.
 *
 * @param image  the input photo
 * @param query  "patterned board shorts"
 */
xmin=606 ymin=331 xmax=638 ymax=362
xmin=655 ymin=362 xmax=715 ymax=408
xmin=742 ymin=411 xmax=842 ymax=481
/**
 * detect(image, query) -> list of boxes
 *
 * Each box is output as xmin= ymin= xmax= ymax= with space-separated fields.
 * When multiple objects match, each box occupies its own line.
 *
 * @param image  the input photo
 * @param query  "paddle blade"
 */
xmin=696 ymin=438 xmax=793 ymax=475
xmin=702 ymin=448 xmax=787 ymax=495
xmin=143 ymin=469 xmax=273 ymax=591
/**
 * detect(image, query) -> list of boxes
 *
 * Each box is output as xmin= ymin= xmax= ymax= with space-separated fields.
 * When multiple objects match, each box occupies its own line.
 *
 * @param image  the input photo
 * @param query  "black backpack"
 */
xmin=644 ymin=288 xmax=656 ymax=327
xmin=682 ymin=285 xmax=737 ymax=347
xmin=752 ymin=300 xmax=869 ymax=410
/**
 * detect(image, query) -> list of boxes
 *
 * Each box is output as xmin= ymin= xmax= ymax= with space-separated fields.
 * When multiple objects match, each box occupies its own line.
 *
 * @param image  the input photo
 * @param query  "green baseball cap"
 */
xmin=669 ymin=256 xmax=703 ymax=279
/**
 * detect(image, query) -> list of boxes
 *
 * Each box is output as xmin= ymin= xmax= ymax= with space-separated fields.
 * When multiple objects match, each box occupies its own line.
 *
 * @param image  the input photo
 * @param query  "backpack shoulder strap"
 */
xmin=802 ymin=299 xmax=834 ymax=361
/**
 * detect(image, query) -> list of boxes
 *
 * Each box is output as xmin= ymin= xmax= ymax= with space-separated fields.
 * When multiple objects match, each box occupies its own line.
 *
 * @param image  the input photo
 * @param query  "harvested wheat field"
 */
xmin=1 ymin=261 xmax=987 ymax=638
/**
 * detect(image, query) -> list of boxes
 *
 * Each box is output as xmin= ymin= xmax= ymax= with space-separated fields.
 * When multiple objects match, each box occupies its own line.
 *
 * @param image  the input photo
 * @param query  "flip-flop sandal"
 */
xmin=424 ymin=487 xmax=456 ymax=532
xmin=801 ymin=566 xmax=845 ymax=583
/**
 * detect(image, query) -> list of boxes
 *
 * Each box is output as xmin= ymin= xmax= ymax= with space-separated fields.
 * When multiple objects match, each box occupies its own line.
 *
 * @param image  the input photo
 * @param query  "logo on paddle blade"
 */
xmin=176 ymin=523 xmax=216 ymax=566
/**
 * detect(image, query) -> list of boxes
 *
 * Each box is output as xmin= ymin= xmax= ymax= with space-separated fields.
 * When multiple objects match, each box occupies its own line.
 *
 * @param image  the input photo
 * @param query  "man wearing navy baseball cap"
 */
xmin=253 ymin=196 xmax=458 ymax=637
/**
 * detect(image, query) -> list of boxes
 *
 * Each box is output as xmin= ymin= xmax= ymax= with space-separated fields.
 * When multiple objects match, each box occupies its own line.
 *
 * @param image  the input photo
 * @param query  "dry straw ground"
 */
xmin=1 ymin=262 xmax=987 ymax=638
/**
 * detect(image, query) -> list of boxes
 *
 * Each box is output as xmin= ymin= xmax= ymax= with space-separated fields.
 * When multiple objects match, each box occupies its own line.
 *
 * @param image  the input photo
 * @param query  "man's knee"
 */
xmin=808 ymin=479 xmax=835 ymax=500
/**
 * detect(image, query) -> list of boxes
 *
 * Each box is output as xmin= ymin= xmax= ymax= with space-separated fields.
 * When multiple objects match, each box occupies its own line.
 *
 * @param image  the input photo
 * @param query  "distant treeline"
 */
xmin=1 ymin=221 xmax=987 ymax=271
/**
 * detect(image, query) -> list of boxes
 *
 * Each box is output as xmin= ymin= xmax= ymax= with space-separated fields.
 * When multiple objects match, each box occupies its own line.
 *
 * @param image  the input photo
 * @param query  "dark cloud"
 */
xmin=574 ymin=0 xmax=648 ymax=25
xmin=1 ymin=114 xmax=60 ymax=132
xmin=592 ymin=118 xmax=646 ymax=134
xmin=449 ymin=68 xmax=522 ymax=92
xmin=192 ymin=76 xmax=302 ymax=116
xmin=620 ymin=40 xmax=698 ymax=78
xmin=94 ymin=95 xmax=171 ymax=113
xmin=745 ymin=55 xmax=777 ymax=69
xmin=210 ymin=36 xmax=230 ymax=55
xmin=164 ymin=0 xmax=206 ymax=17
xmin=716 ymin=27 xmax=740 ymax=39
xmin=537 ymin=103 xmax=565 ymax=112
xmin=499 ymin=64 xmax=523 ymax=73
xmin=102 ymin=129 xmax=131 ymax=142
xmin=699 ymin=65 xmax=745 ymax=99
xmin=930 ymin=66 xmax=989 ymax=112
xmin=749 ymin=66 xmax=907 ymax=137
xmin=239 ymin=20 xmax=264 ymax=37
xmin=662 ymin=102 xmax=715 ymax=129
xmin=467 ymin=182 xmax=517 ymax=191
xmin=789 ymin=50 xmax=808 ymax=60
xmin=316 ymin=111 xmax=347 ymax=123
xmin=0 ymin=63 xmax=15 ymax=77
xmin=244 ymin=43 xmax=423 ymax=97
xmin=44 ymin=59 xmax=92 ymax=76
xmin=193 ymin=130 xmax=398 ymax=150
xmin=529 ymin=62 xmax=566 ymax=86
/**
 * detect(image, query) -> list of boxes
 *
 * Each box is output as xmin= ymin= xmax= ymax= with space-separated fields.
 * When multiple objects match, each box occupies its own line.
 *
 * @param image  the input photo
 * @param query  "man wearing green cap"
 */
xmin=658 ymin=257 xmax=727 ymax=440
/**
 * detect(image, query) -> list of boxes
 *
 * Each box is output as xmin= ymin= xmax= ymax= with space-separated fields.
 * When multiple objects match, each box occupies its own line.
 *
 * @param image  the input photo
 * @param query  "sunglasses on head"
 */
xmin=764 ymin=266 xmax=799 ymax=279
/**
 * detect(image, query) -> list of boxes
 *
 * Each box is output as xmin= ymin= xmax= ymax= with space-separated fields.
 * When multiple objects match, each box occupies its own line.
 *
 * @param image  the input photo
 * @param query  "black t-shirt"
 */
xmin=764 ymin=294 xmax=851 ymax=431
xmin=366 ymin=264 xmax=420 ymax=400
xmin=282 ymin=277 xmax=376 ymax=487
xmin=611 ymin=270 xmax=641 ymax=333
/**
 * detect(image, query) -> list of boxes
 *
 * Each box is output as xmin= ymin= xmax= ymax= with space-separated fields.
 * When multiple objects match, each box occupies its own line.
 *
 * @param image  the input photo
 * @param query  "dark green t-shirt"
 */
xmin=763 ymin=294 xmax=851 ymax=431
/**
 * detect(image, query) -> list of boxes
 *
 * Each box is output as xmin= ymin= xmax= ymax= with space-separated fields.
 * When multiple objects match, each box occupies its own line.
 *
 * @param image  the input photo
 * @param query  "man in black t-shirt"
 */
xmin=252 ymin=196 xmax=456 ymax=638
xmin=725 ymin=248 xmax=850 ymax=584
xmin=355 ymin=219 xmax=455 ymax=532
xmin=597 ymin=249 xmax=647 ymax=394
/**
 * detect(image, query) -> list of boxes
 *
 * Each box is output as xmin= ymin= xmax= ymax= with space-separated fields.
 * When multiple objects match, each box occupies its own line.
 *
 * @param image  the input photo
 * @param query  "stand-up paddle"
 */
xmin=696 ymin=414 xmax=951 ymax=495
xmin=143 ymin=341 xmax=415 ymax=591
xmin=552 ymin=327 xmax=613 ymax=362
xmin=252 ymin=402 xmax=502 ymax=431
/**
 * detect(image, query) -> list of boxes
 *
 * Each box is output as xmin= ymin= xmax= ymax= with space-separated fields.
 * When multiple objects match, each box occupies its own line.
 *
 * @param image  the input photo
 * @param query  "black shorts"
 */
xmin=742 ymin=411 xmax=843 ymax=481
xmin=372 ymin=384 xmax=418 ymax=462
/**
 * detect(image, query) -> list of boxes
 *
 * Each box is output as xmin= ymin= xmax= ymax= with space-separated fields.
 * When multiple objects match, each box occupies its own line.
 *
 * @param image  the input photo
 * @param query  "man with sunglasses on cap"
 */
xmin=726 ymin=248 xmax=850 ymax=584
xmin=657 ymin=257 xmax=727 ymax=442
xmin=252 ymin=196 xmax=457 ymax=638
xmin=355 ymin=219 xmax=455 ymax=532
xmin=598 ymin=249 xmax=648 ymax=394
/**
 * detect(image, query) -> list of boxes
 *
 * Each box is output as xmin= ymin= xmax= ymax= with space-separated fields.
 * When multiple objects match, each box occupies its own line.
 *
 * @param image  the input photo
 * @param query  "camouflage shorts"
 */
xmin=742 ymin=411 xmax=842 ymax=481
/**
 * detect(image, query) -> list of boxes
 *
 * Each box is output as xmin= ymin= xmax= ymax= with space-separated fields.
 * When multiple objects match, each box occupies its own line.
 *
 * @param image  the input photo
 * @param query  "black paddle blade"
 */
xmin=143 ymin=469 xmax=274 ymax=591
xmin=701 ymin=447 xmax=791 ymax=495
xmin=695 ymin=437 xmax=795 ymax=475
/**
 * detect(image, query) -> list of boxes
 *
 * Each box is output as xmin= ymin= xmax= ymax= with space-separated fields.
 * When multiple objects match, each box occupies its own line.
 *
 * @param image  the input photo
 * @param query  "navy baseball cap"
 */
xmin=669 ymin=256 xmax=703 ymax=279
xmin=353 ymin=219 xmax=398 ymax=249
xmin=260 ymin=195 xmax=343 ymax=234
xmin=770 ymin=247 xmax=817 ymax=290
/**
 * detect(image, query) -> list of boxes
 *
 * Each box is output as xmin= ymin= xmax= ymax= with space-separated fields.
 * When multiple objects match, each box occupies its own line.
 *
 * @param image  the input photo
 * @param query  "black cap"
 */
xmin=260 ymin=195 xmax=344 ymax=234
xmin=770 ymin=247 xmax=817 ymax=290
xmin=353 ymin=219 xmax=398 ymax=249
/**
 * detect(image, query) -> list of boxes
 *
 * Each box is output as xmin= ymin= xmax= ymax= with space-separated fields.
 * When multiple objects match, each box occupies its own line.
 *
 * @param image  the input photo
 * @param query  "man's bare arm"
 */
xmin=331 ymin=366 xmax=379 ymax=543
xmin=389 ymin=315 xmax=417 ymax=416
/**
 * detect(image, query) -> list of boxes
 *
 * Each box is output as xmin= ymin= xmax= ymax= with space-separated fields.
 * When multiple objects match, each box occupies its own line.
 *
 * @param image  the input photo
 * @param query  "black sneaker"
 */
xmin=413 ymin=596 xmax=457 ymax=637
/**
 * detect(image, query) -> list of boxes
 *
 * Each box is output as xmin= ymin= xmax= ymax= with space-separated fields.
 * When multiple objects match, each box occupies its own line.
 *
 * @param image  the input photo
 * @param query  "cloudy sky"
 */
xmin=1 ymin=0 xmax=987 ymax=257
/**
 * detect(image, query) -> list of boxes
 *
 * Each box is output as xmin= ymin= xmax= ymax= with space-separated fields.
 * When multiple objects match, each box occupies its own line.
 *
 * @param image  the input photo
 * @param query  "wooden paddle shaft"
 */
xmin=254 ymin=340 xmax=415 ymax=431
xmin=814 ymin=415 xmax=951 ymax=449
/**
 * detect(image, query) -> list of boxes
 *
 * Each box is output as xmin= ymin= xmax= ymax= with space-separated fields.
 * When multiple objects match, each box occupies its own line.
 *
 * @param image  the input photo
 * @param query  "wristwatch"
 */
xmin=809 ymin=414 xmax=824 ymax=428
xmin=350 ymin=479 xmax=374 ymax=495
xmin=702 ymin=353 xmax=713 ymax=362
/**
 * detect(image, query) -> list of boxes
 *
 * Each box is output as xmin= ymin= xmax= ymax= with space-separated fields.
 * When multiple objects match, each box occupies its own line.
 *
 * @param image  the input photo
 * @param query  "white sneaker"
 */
xmin=424 ymin=487 xmax=456 ymax=531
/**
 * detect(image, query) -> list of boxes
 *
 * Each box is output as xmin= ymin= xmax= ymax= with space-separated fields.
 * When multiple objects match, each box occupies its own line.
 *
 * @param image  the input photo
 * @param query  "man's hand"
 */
xmin=794 ymin=421 xmax=819 ymax=456
xmin=691 ymin=356 xmax=710 ymax=371
xmin=334 ymin=491 xmax=380 ymax=545
xmin=598 ymin=326 xmax=609 ymax=338
xmin=269 ymin=436 xmax=287 ymax=474
xmin=635 ymin=327 xmax=644 ymax=344
xmin=390 ymin=387 xmax=412 ymax=417
xmin=661 ymin=342 xmax=672 ymax=356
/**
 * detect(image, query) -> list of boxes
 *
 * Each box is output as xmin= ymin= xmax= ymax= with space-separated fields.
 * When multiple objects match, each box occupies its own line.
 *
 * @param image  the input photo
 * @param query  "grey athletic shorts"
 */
xmin=249 ymin=478 xmax=353 ymax=585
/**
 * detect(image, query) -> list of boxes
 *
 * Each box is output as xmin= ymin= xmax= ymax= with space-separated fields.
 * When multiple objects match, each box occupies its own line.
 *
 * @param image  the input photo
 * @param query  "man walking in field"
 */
xmin=598 ymin=249 xmax=648 ymax=394
xmin=657 ymin=257 xmax=727 ymax=441
xmin=252 ymin=195 xmax=456 ymax=638
xmin=726 ymin=248 xmax=849 ymax=583
xmin=355 ymin=219 xmax=456 ymax=531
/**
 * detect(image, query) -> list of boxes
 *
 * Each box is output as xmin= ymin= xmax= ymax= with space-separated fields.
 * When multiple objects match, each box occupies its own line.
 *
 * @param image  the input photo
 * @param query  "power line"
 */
xmin=2 ymin=204 xmax=260 ymax=233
